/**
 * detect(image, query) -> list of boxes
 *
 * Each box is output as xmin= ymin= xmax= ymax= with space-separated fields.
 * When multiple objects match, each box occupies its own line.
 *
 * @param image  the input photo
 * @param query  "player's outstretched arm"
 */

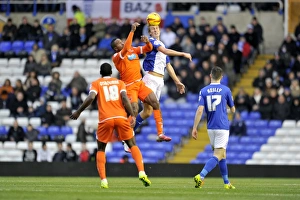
xmin=70 ymin=92 xmax=96 ymax=120
xmin=120 ymin=22 xmax=140 ymax=56
xmin=121 ymin=91 xmax=136 ymax=127
xmin=192 ymin=106 xmax=204 ymax=140
xmin=157 ymin=46 xmax=192 ymax=61
xmin=166 ymin=63 xmax=185 ymax=94
xmin=140 ymin=35 xmax=153 ymax=53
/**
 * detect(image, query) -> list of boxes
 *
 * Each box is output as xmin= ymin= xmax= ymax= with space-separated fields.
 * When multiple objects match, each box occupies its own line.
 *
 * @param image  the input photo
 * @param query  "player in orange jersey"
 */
xmin=111 ymin=22 xmax=171 ymax=142
xmin=70 ymin=63 xmax=151 ymax=188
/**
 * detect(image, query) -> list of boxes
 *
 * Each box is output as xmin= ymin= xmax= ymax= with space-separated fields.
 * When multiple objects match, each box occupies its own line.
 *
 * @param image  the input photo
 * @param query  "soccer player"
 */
xmin=111 ymin=22 xmax=171 ymax=142
xmin=70 ymin=63 xmax=151 ymax=189
xmin=133 ymin=25 xmax=192 ymax=132
xmin=192 ymin=66 xmax=236 ymax=189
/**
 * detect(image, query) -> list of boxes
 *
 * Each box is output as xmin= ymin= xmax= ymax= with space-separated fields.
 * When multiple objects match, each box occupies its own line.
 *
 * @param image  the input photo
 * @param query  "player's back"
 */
xmin=91 ymin=77 xmax=127 ymax=122
xmin=200 ymin=83 xmax=234 ymax=130
xmin=112 ymin=48 xmax=142 ymax=85
xmin=143 ymin=37 xmax=168 ymax=75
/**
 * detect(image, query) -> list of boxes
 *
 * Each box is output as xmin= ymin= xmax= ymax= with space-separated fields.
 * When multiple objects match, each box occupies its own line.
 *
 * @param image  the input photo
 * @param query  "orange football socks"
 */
xmin=153 ymin=109 xmax=164 ymax=135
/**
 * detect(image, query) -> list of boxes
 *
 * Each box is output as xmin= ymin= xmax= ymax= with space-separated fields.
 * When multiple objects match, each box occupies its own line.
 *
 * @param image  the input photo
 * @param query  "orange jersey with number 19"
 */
xmin=89 ymin=77 xmax=127 ymax=123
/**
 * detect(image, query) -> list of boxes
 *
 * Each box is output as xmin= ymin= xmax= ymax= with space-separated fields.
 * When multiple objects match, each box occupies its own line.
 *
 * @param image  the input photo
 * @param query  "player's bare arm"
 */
xmin=70 ymin=92 xmax=96 ymax=120
xmin=166 ymin=63 xmax=185 ymax=94
xmin=139 ymin=35 xmax=153 ymax=53
xmin=121 ymin=91 xmax=136 ymax=127
xmin=192 ymin=106 xmax=204 ymax=140
xmin=230 ymin=106 xmax=236 ymax=113
xmin=157 ymin=46 xmax=192 ymax=61
xmin=131 ymin=22 xmax=140 ymax=32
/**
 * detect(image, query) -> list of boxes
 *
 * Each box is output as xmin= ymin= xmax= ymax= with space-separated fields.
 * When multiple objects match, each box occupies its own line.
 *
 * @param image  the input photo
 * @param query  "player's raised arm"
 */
xmin=157 ymin=46 xmax=192 ymax=61
xmin=120 ymin=22 xmax=140 ymax=55
xmin=166 ymin=63 xmax=185 ymax=94
xmin=70 ymin=92 xmax=96 ymax=120
xmin=192 ymin=105 xmax=204 ymax=140
xmin=139 ymin=35 xmax=153 ymax=53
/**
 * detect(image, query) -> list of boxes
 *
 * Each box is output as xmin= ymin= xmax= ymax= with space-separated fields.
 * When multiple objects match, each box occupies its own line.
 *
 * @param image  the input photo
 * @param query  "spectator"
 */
xmin=92 ymin=17 xmax=107 ymax=40
xmin=24 ymin=70 xmax=39 ymax=91
xmin=198 ymin=16 xmax=208 ymax=34
xmin=35 ymin=97 xmax=47 ymax=117
xmin=120 ymin=155 xmax=130 ymax=163
xmin=238 ymin=36 xmax=252 ymax=64
xmin=268 ymin=87 xmax=278 ymax=105
xmin=8 ymin=91 xmax=28 ymax=117
xmin=52 ymin=142 xmax=67 ymax=162
xmin=181 ymin=36 xmax=196 ymax=56
xmin=27 ymin=106 xmax=35 ymax=118
xmin=134 ymin=17 xmax=146 ymax=40
xmin=190 ymin=71 xmax=204 ymax=94
xmin=106 ymin=18 xmax=120 ymax=37
xmin=46 ymin=72 xmax=63 ymax=101
xmin=220 ymin=34 xmax=231 ymax=52
xmin=250 ymin=88 xmax=263 ymax=111
xmin=283 ymin=87 xmax=293 ymax=105
xmin=283 ymin=71 xmax=296 ymax=88
xmin=67 ymin=71 xmax=88 ymax=94
xmin=67 ymin=87 xmax=84 ymax=110
xmin=31 ymin=43 xmax=46 ymax=63
xmin=43 ymin=24 xmax=60 ymax=50
xmin=228 ymin=25 xmax=240 ymax=44
xmin=16 ymin=16 xmax=32 ymax=41
xmin=41 ymin=104 xmax=55 ymax=127
xmin=203 ymin=24 xmax=215 ymax=44
xmin=292 ymin=54 xmax=300 ymax=78
xmin=7 ymin=120 xmax=26 ymax=142
xmin=270 ymin=52 xmax=286 ymax=78
xmin=234 ymin=87 xmax=251 ymax=112
xmin=294 ymin=21 xmax=300 ymax=39
xmin=74 ymin=27 xmax=89 ymax=51
xmin=87 ymin=36 xmax=99 ymax=53
xmin=222 ymin=56 xmax=236 ymax=89
xmin=288 ymin=98 xmax=300 ymax=120
xmin=23 ymin=141 xmax=37 ymax=162
xmin=48 ymin=44 xmax=62 ymax=68
xmin=169 ymin=37 xmax=183 ymax=53
xmin=212 ymin=16 xmax=227 ymax=34
xmin=244 ymin=24 xmax=259 ymax=52
xmin=119 ymin=18 xmax=131 ymax=39
xmin=85 ymin=17 xmax=94 ymax=39
xmin=161 ymin=26 xmax=177 ymax=48
xmin=279 ymin=34 xmax=297 ymax=58
xmin=170 ymin=17 xmax=184 ymax=33
xmin=37 ymin=142 xmax=52 ymax=162
xmin=2 ymin=18 xmax=17 ymax=41
xmin=290 ymin=79 xmax=300 ymax=98
xmin=272 ymin=95 xmax=290 ymax=120
xmin=230 ymin=112 xmax=247 ymax=137
xmin=25 ymin=78 xmax=41 ymax=103
xmin=263 ymin=61 xmax=275 ymax=79
xmin=23 ymin=55 xmax=38 ymax=75
xmin=252 ymin=69 xmax=266 ymax=90
xmin=214 ymin=24 xmax=226 ymax=44
xmin=166 ymin=76 xmax=187 ymax=102
xmin=59 ymin=27 xmax=72 ymax=52
xmin=258 ymin=96 xmax=273 ymax=120
xmin=26 ymin=124 xmax=39 ymax=142
xmin=79 ymin=143 xmax=90 ymax=162
xmin=55 ymin=100 xmax=72 ymax=126
xmin=0 ymin=79 xmax=14 ymax=102
xmin=37 ymin=54 xmax=52 ymax=76
xmin=72 ymin=5 xmax=86 ymax=27
xmin=251 ymin=17 xmax=264 ymax=46
xmin=66 ymin=143 xmax=78 ymax=162
xmin=200 ymin=60 xmax=211 ymax=77
xmin=14 ymin=79 xmax=26 ymax=95
xmin=31 ymin=19 xmax=44 ymax=42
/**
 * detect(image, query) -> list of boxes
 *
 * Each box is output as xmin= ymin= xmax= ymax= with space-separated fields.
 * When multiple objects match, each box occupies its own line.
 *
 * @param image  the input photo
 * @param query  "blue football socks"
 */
xmin=200 ymin=156 xmax=219 ymax=178
xmin=219 ymin=159 xmax=229 ymax=184
xmin=134 ymin=114 xmax=144 ymax=131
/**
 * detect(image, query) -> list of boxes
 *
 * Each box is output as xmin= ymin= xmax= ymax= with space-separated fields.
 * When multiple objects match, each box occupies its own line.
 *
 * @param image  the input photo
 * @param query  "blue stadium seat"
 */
xmin=37 ymin=126 xmax=47 ymax=135
xmin=24 ymin=41 xmax=35 ymax=53
xmin=60 ymin=126 xmax=73 ymax=135
xmin=0 ymin=126 xmax=7 ymax=134
xmin=220 ymin=75 xmax=228 ymax=86
xmin=259 ymin=129 xmax=275 ymax=137
xmin=228 ymin=136 xmax=239 ymax=144
xmin=228 ymin=159 xmax=246 ymax=164
xmin=268 ymin=120 xmax=282 ymax=129
xmin=0 ymin=42 xmax=12 ymax=52
xmin=245 ymin=120 xmax=255 ymax=128
xmin=248 ymin=112 xmax=261 ymax=120
xmin=38 ymin=41 xmax=43 ymax=48
xmin=226 ymin=152 xmax=238 ymax=159
xmin=186 ymin=93 xmax=198 ymax=103
xmin=107 ymin=157 xmax=121 ymax=163
xmin=196 ymin=152 xmax=212 ymax=159
xmin=12 ymin=41 xmax=24 ymax=53
xmin=204 ymin=144 xmax=212 ymax=152
xmin=138 ymin=142 xmax=152 ymax=151
xmin=245 ymin=144 xmax=261 ymax=152
xmin=238 ymin=152 xmax=252 ymax=160
xmin=246 ymin=128 xmax=259 ymax=136
xmin=143 ymin=150 xmax=165 ymax=160
xmin=143 ymin=158 xmax=158 ymax=163
xmin=227 ymin=144 xmax=244 ymax=152
xmin=105 ymin=151 xmax=118 ymax=158
xmin=112 ymin=142 xmax=124 ymax=151
xmin=240 ymin=111 xmax=248 ymax=120
xmin=153 ymin=142 xmax=173 ymax=152
xmin=98 ymin=38 xmax=113 ymax=50
xmin=239 ymin=136 xmax=253 ymax=144
xmin=140 ymin=126 xmax=156 ymax=134
xmin=169 ymin=135 xmax=181 ymax=144
xmin=47 ymin=126 xmax=60 ymax=136
xmin=190 ymin=159 xmax=202 ymax=164
xmin=254 ymin=120 xmax=268 ymax=128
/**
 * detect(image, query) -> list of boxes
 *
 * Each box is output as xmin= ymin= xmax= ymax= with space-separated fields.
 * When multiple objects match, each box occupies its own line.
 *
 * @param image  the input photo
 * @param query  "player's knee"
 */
xmin=125 ymin=138 xmax=136 ymax=148
xmin=144 ymin=106 xmax=153 ymax=118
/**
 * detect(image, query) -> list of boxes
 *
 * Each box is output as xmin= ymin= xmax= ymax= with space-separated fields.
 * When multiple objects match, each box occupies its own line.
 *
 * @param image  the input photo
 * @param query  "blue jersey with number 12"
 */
xmin=198 ymin=83 xmax=234 ymax=130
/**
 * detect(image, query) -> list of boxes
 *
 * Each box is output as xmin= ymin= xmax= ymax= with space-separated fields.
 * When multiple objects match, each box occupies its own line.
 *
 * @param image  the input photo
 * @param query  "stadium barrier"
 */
xmin=0 ymin=162 xmax=299 ymax=178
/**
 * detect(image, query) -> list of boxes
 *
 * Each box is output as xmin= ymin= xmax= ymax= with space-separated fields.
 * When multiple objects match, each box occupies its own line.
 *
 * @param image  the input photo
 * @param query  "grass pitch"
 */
xmin=0 ymin=177 xmax=299 ymax=200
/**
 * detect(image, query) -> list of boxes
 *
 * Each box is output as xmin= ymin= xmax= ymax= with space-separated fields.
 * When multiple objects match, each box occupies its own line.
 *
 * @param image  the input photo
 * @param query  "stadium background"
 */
xmin=0 ymin=0 xmax=299 ymax=178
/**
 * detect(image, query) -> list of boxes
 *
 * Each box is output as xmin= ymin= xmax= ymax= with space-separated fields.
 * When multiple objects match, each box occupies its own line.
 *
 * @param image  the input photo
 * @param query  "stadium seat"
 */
xmin=24 ymin=41 xmax=35 ymax=53
xmin=248 ymin=112 xmax=261 ymax=120
xmin=0 ymin=126 xmax=7 ymax=134
xmin=244 ymin=120 xmax=255 ymax=128
xmin=228 ymin=136 xmax=239 ymax=144
xmin=0 ymin=58 xmax=8 ymax=67
xmin=3 ymin=141 xmax=17 ymax=149
xmin=246 ymin=128 xmax=259 ymax=136
xmin=85 ymin=58 xmax=99 ymax=68
xmin=8 ymin=58 xmax=21 ymax=67
xmin=259 ymin=129 xmax=275 ymax=137
xmin=240 ymin=111 xmax=248 ymax=120
xmin=0 ymin=68 xmax=12 ymax=76
xmin=254 ymin=120 xmax=268 ymax=128
xmin=0 ymin=109 xmax=10 ymax=117
xmin=16 ymin=117 xmax=29 ymax=127
xmin=282 ymin=120 xmax=296 ymax=128
xmin=72 ymin=58 xmax=85 ymax=68
xmin=16 ymin=141 xmax=28 ymax=150
xmin=11 ymin=41 xmax=24 ymax=54
xmin=143 ymin=150 xmax=165 ymax=160
xmin=29 ymin=117 xmax=42 ymax=127
xmin=268 ymin=120 xmax=282 ymax=129
xmin=38 ymin=41 xmax=43 ymax=48
xmin=61 ymin=58 xmax=73 ymax=68
xmin=2 ymin=117 xmax=15 ymax=126
xmin=47 ymin=126 xmax=60 ymax=135
xmin=0 ymin=41 xmax=12 ymax=52
xmin=60 ymin=126 xmax=73 ymax=135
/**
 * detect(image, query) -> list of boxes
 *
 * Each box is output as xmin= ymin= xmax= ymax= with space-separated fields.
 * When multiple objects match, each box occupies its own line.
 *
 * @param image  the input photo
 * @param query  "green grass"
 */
xmin=0 ymin=177 xmax=299 ymax=200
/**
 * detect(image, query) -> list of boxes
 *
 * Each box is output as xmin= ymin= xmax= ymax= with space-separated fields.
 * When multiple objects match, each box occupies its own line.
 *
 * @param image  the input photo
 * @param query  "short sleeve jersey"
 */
xmin=143 ymin=37 xmax=170 ymax=75
xmin=198 ymin=83 xmax=234 ymax=130
xmin=89 ymin=77 xmax=127 ymax=122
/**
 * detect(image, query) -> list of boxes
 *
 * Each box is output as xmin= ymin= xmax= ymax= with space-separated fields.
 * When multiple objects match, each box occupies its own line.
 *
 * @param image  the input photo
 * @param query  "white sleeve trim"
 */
xmin=119 ymin=52 xmax=124 ymax=59
xmin=89 ymin=90 xmax=97 ymax=95
xmin=120 ymin=89 xmax=126 ymax=93
xmin=140 ymin=46 xmax=143 ymax=54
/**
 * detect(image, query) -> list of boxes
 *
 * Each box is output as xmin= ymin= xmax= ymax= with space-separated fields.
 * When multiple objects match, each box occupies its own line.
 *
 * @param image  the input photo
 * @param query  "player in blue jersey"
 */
xmin=133 ymin=25 xmax=192 ymax=142
xmin=192 ymin=66 xmax=236 ymax=189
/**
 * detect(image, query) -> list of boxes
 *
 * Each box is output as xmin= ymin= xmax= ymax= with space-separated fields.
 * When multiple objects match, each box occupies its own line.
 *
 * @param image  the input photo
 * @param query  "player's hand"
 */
xmin=192 ymin=128 xmax=198 ymax=140
xmin=131 ymin=22 xmax=140 ymax=32
xmin=175 ymin=82 xmax=185 ymax=94
xmin=141 ymin=35 xmax=149 ymax=43
xmin=70 ymin=111 xmax=81 ymax=120
xmin=183 ymin=53 xmax=192 ymax=61
xmin=128 ymin=116 xmax=136 ymax=128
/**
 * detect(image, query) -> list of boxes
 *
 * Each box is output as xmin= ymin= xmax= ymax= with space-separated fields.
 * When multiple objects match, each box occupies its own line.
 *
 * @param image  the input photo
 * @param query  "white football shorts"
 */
xmin=207 ymin=129 xmax=230 ymax=149
xmin=142 ymin=73 xmax=164 ymax=100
